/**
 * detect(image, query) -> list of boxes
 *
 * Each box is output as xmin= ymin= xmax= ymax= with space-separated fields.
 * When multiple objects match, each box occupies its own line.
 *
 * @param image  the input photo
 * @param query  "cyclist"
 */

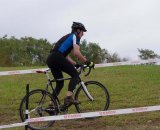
xmin=46 ymin=22 xmax=94 ymax=107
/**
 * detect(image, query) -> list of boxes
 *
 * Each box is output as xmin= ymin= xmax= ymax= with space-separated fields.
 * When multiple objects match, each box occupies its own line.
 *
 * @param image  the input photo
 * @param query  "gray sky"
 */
xmin=0 ymin=0 xmax=160 ymax=60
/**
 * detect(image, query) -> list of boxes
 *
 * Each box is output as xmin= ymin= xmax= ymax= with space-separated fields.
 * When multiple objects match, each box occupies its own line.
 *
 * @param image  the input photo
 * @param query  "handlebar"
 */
xmin=77 ymin=64 xmax=94 ymax=77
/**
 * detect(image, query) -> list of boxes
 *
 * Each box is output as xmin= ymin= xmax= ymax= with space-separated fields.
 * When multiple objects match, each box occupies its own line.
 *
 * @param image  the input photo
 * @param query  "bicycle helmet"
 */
xmin=71 ymin=22 xmax=87 ymax=32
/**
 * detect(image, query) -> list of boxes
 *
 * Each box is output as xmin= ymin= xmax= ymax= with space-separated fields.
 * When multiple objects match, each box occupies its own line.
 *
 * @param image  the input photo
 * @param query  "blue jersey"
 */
xmin=52 ymin=33 xmax=80 ymax=57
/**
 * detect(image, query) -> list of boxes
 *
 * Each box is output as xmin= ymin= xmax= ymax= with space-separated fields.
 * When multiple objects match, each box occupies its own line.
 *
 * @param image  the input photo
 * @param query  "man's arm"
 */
xmin=73 ymin=44 xmax=87 ymax=63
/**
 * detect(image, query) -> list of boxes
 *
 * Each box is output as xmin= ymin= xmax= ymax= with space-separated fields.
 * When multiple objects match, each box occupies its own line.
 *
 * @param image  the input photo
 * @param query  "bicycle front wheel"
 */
xmin=19 ymin=89 xmax=58 ymax=130
xmin=75 ymin=81 xmax=110 ymax=113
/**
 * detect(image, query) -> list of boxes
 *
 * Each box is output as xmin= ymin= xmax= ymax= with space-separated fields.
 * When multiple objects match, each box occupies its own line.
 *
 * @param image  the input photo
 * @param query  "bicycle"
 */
xmin=19 ymin=65 xmax=110 ymax=130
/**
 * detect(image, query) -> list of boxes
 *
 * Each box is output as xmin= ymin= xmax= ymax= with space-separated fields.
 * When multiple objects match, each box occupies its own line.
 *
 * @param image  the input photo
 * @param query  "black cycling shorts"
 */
xmin=46 ymin=51 xmax=79 ymax=94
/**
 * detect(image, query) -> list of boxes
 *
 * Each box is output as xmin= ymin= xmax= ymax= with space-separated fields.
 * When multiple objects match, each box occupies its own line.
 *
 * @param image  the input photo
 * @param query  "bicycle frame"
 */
xmin=39 ymin=67 xmax=94 ymax=105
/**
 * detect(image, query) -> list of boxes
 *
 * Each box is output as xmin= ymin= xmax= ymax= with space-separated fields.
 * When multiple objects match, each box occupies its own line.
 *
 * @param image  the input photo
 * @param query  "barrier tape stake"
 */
xmin=25 ymin=84 xmax=29 ymax=130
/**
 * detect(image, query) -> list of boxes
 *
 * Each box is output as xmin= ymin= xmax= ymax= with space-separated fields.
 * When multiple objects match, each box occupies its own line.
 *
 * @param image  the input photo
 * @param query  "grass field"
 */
xmin=0 ymin=65 xmax=160 ymax=130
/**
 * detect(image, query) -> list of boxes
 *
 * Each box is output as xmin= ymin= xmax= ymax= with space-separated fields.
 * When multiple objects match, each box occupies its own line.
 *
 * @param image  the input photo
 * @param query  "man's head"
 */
xmin=71 ymin=22 xmax=87 ymax=38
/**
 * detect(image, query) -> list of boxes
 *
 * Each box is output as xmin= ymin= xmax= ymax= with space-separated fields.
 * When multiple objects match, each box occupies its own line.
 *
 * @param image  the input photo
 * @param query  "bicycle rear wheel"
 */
xmin=19 ymin=89 xmax=58 ymax=130
xmin=75 ymin=81 xmax=110 ymax=113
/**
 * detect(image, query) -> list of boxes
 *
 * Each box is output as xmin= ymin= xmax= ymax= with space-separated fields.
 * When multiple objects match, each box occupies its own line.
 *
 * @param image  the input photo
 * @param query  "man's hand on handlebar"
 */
xmin=85 ymin=61 xmax=95 ymax=68
xmin=75 ymin=61 xmax=95 ymax=76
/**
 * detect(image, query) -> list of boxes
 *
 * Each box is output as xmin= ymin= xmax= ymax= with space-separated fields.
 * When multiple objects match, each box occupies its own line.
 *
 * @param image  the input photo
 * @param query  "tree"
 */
xmin=79 ymin=40 xmax=111 ymax=63
xmin=0 ymin=36 xmax=52 ymax=66
xmin=138 ymin=48 xmax=160 ymax=60
xmin=106 ymin=52 xmax=121 ymax=63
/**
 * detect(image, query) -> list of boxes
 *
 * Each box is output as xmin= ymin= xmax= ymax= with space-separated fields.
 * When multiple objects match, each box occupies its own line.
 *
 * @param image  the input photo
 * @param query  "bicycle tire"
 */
xmin=75 ymin=81 xmax=110 ymax=113
xmin=19 ymin=89 xmax=58 ymax=130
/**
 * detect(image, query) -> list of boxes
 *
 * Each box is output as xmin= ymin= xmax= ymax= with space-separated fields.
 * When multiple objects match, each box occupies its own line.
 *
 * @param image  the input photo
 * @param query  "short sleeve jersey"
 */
xmin=52 ymin=33 xmax=80 ymax=57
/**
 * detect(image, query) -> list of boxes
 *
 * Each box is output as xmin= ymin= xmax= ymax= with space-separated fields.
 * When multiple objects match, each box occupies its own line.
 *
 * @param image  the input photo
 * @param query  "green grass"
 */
xmin=0 ymin=65 xmax=160 ymax=130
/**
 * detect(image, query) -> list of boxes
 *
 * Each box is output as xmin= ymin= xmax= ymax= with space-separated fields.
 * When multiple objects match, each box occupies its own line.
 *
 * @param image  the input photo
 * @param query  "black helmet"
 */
xmin=71 ymin=22 xmax=87 ymax=32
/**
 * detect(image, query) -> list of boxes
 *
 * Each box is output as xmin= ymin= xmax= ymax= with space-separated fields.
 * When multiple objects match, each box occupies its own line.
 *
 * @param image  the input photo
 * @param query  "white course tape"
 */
xmin=0 ymin=122 xmax=27 ymax=129
xmin=0 ymin=68 xmax=48 ymax=76
xmin=26 ymin=105 xmax=160 ymax=122
xmin=0 ymin=105 xmax=159 ymax=129
xmin=95 ymin=59 xmax=160 ymax=68
xmin=0 ymin=59 xmax=160 ymax=76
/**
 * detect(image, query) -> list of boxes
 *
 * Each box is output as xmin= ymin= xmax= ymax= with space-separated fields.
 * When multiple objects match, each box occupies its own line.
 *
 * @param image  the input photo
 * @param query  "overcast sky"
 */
xmin=0 ymin=0 xmax=160 ymax=60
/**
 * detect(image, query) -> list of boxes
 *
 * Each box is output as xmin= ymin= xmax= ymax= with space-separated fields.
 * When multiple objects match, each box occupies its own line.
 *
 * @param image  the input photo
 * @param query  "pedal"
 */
xmin=59 ymin=104 xmax=70 ymax=113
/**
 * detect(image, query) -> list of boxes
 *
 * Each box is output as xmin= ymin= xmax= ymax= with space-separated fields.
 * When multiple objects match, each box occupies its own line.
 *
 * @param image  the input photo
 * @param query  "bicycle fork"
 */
xmin=80 ymin=81 xmax=94 ymax=101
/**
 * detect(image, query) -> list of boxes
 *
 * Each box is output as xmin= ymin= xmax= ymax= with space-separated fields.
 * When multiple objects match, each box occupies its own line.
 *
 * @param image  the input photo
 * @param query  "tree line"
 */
xmin=0 ymin=36 xmax=51 ymax=66
xmin=0 ymin=36 xmax=159 ymax=66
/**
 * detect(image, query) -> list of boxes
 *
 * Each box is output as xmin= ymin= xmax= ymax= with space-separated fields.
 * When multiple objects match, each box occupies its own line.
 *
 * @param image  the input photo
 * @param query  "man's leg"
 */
xmin=50 ymin=68 xmax=64 ymax=96
xmin=60 ymin=58 xmax=80 ymax=105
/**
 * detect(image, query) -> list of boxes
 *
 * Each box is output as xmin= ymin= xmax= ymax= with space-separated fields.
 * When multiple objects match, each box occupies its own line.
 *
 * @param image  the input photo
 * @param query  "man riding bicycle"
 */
xmin=46 ymin=22 xmax=94 ymax=107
